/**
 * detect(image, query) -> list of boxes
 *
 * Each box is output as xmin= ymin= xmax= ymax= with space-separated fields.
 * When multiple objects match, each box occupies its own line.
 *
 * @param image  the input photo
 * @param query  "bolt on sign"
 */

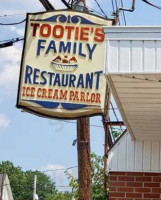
xmin=17 ymin=10 xmax=113 ymax=119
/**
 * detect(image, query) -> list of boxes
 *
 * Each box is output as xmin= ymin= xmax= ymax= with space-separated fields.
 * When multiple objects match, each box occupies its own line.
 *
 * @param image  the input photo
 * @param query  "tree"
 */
xmin=111 ymin=127 xmax=123 ymax=139
xmin=52 ymin=192 xmax=73 ymax=200
xmin=25 ymin=170 xmax=57 ymax=200
xmin=0 ymin=161 xmax=27 ymax=199
xmin=0 ymin=161 xmax=57 ymax=200
xmin=65 ymin=153 xmax=107 ymax=200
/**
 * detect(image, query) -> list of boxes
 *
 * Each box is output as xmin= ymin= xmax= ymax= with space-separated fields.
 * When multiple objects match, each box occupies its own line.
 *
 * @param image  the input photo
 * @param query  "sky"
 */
xmin=0 ymin=0 xmax=161 ymax=186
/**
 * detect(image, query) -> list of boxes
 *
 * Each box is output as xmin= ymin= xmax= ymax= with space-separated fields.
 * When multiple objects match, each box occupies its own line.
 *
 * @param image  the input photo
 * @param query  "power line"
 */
xmin=50 ymin=119 xmax=125 ymax=130
xmin=142 ymin=0 xmax=161 ymax=10
xmin=55 ymin=119 xmax=104 ymax=128
xmin=93 ymin=0 xmax=108 ymax=18
xmin=0 ymin=37 xmax=24 ymax=48
xmin=111 ymin=0 xmax=115 ymax=13
xmin=114 ymin=0 xmax=119 ymax=10
xmin=0 ymin=19 xmax=26 ymax=25
xmin=40 ymin=166 xmax=78 ymax=173
xmin=120 ymin=0 xmax=127 ymax=25
xmin=0 ymin=37 xmax=24 ymax=43
xmin=87 ymin=5 xmax=106 ymax=17
xmin=110 ymin=102 xmax=123 ymax=131
xmin=0 ymin=13 xmax=26 ymax=18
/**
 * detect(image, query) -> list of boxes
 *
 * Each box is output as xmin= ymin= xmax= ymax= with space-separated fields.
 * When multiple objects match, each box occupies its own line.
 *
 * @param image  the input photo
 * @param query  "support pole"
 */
xmin=75 ymin=0 xmax=91 ymax=199
xmin=102 ymin=89 xmax=111 ymax=198
xmin=77 ymin=118 xmax=91 ymax=200
xmin=33 ymin=175 xmax=37 ymax=200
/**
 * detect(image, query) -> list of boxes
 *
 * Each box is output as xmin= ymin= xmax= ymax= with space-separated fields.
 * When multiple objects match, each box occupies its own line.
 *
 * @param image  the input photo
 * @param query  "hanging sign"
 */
xmin=17 ymin=10 xmax=113 ymax=119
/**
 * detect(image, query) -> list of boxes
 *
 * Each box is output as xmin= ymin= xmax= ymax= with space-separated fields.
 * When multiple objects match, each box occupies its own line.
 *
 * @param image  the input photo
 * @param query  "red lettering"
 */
xmin=60 ymin=90 xmax=68 ymax=100
xmin=37 ymin=88 xmax=41 ymax=98
xmin=91 ymin=93 xmax=95 ymax=102
xmin=73 ymin=91 xmax=79 ymax=101
xmin=65 ymin=26 xmax=74 ymax=40
xmin=80 ymin=27 xmax=89 ymax=41
xmin=22 ymin=87 xmax=26 ymax=96
xmin=53 ymin=89 xmax=59 ymax=99
xmin=95 ymin=93 xmax=101 ymax=103
xmin=69 ymin=91 xmax=74 ymax=101
xmin=86 ymin=92 xmax=91 ymax=102
xmin=80 ymin=92 xmax=85 ymax=102
xmin=42 ymin=88 xmax=47 ymax=98
xmin=48 ymin=89 xmax=53 ymax=99
xmin=75 ymin=27 xmax=79 ymax=40
xmin=26 ymin=87 xmax=30 ymax=97
xmin=31 ymin=23 xmax=40 ymax=37
xmin=53 ymin=25 xmax=64 ymax=38
xmin=40 ymin=24 xmax=51 ymax=37
xmin=94 ymin=28 xmax=104 ymax=42
xmin=31 ymin=87 xmax=35 ymax=97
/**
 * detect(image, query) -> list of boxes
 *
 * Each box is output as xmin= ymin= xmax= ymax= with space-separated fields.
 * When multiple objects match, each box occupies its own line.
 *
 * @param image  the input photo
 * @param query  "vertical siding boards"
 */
xmin=118 ymin=135 xmax=127 ymax=170
xmin=131 ymin=41 xmax=143 ymax=72
xmin=111 ymin=145 xmax=119 ymax=171
xmin=143 ymin=141 xmax=151 ymax=171
xmin=126 ymin=133 xmax=135 ymax=171
xmin=104 ymin=27 xmax=161 ymax=141
xmin=144 ymin=41 xmax=156 ymax=72
xmin=108 ymin=133 xmax=161 ymax=172
xmin=108 ymin=40 xmax=159 ymax=73
xmin=119 ymin=41 xmax=131 ymax=72
xmin=108 ymin=41 xmax=119 ymax=72
xmin=135 ymin=141 xmax=143 ymax=171
xmin=151 ymin=142 xmax=160 ymax=171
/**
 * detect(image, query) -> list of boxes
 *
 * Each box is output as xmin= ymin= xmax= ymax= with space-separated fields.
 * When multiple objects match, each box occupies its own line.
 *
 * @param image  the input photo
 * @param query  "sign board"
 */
xmin=17 ymin=10 xmax=113 ymax=119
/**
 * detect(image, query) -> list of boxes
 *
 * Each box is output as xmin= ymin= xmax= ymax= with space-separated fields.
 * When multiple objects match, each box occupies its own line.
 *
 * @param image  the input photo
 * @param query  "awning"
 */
xmin=104 ymin=26 xmax=161 ymax=140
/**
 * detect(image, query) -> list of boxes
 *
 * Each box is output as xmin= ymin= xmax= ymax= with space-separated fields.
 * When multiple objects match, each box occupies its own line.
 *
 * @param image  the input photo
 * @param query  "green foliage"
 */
xmin=52 ymin=192 xmax=73 ymax=200
xmin=0 ymin=153 xmax=111 ymax=200
xmin=91 ymin=153 xmax=107 ymax=200
xmin=0 ymin=161 xmax=27 ymax=200
xmin=0 ymin=161 xmax=57 ymax=200
xmin=65 ymin=170 xmax=78 ymax=199
xmin=65 ymin=153 xmax=107 ymax=200
xmin=111 ymin=127 xmax=122 ymax=139
xmin=25 ymin=170 xmax=57 ymax=200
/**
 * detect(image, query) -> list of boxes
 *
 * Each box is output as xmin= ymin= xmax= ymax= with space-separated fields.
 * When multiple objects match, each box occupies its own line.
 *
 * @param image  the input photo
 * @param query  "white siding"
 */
xmin=135 ymin=141 xmax=143 ymax=171
xmin=105 ymin=28 xmax=161 ymax=74
xmin=126 ymin=134 xmax=135 ymax=170
xmin=104 ymin=26 xmax=161 ymax=140
xmin=108 ymin=132 xmax=161 ymax=172
xmin=151 ymin=142 xmax=160 ymax=171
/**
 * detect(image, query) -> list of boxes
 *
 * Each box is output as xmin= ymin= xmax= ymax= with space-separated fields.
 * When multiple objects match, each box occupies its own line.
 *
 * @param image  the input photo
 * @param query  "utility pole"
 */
xmin=77 ymin=118 xmax=91 ymax=200
xmin=102 ymin=89 xmax=111 ymax=198
xmin=33 ymin=175 xmax=37 ymax=200
xmin=72 ymin=1 xmax=91 ymax=199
